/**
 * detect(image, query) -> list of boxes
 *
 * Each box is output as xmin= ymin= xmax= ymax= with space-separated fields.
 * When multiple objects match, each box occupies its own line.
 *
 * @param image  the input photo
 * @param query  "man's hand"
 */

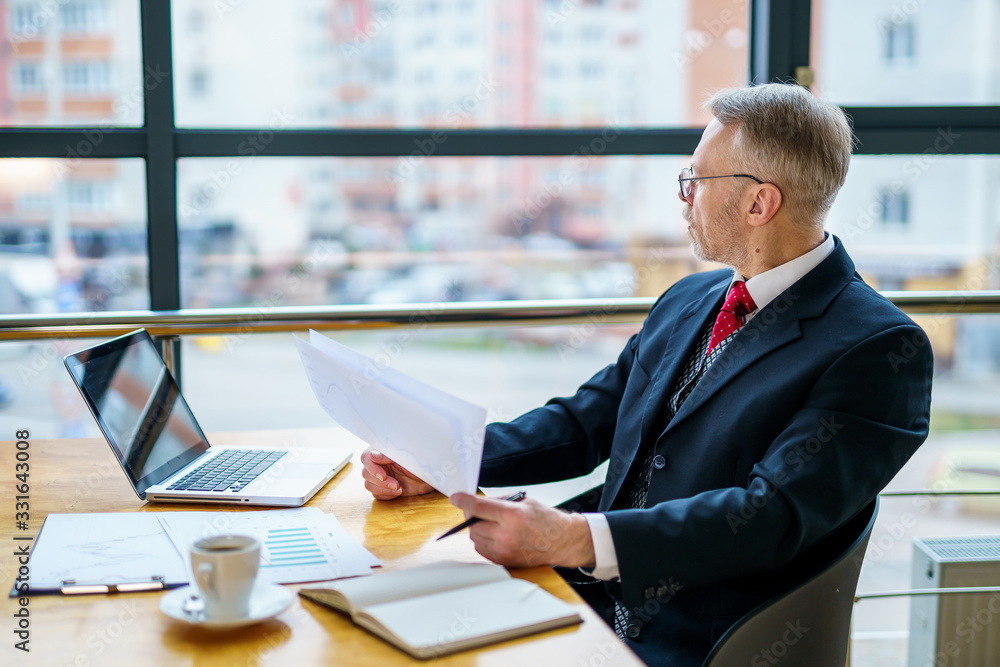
xmin=449 ymin=493 xmax=596 ymax=569
xmin=360 ymin=448 xmax=434 ymax=500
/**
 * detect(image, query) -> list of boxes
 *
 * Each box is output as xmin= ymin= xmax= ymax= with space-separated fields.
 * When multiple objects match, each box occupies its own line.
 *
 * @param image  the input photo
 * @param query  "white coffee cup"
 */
xmin=190 ymin=534 xmax=260 ymax=619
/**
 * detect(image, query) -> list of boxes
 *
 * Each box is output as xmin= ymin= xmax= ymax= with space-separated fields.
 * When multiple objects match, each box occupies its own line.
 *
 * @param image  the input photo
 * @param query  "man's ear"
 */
xmin=747 ymin=184 xmax=782 ymax=227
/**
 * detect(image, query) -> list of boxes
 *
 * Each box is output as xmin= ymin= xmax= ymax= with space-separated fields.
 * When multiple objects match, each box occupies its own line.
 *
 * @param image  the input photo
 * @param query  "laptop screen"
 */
xmin=64 ymin=330 xmax=209 ymax=495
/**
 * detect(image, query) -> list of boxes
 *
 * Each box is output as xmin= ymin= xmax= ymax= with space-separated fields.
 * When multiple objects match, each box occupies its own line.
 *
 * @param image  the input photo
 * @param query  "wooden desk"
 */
xmin=0 ymin=429 xmax=641 ymax=666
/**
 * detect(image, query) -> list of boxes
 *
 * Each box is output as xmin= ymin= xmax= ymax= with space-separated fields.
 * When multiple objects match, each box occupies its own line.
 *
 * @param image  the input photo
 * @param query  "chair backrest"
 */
xmin=702 ymin=499 xmax=879 ymax=667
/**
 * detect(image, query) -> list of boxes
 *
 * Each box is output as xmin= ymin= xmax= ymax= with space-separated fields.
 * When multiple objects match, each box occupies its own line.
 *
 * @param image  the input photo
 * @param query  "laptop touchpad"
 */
xmin=270 ymin=462 xmax=331 ymax=480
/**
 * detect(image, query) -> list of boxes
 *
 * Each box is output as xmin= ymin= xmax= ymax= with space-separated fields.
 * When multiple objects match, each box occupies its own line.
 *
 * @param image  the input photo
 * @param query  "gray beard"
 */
xmin=684 ymin=200 xmax=751 ymax=270
xmin=687 ymin=226 xmax=711 ymax=263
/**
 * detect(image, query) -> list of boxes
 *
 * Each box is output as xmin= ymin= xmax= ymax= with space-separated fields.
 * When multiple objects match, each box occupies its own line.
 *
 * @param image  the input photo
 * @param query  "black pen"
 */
xmin=436 ymin=491 xmax=527 ymax=541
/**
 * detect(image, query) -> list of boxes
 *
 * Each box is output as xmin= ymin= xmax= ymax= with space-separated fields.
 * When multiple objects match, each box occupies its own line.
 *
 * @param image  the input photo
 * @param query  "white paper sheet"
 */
xmin=480 ymin=460 xmax=610 ymax=508
xmin=295 ymin=331 xmax=487 ymax=496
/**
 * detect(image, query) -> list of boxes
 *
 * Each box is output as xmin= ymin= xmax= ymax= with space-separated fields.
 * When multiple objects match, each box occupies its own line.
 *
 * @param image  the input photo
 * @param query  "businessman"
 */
xmin=361 ymin=83 xmax=934 ymax=666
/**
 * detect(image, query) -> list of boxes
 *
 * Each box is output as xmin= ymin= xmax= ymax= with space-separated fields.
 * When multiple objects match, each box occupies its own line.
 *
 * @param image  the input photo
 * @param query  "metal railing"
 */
xmin=0 ymin=291 xmax=998 ymax=341
xmin=0 ymin=298 xmax=653 ymax=341
xmin=856 ymin=586 xmax=1000 ymax=602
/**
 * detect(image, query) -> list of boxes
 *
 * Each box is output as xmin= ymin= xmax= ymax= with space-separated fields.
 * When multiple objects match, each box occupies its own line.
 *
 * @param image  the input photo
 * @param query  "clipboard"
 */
xmin=10 ymin=513 xmax=190 ymax=598
xmin=11 ymin=575 xmax=185 ymax=597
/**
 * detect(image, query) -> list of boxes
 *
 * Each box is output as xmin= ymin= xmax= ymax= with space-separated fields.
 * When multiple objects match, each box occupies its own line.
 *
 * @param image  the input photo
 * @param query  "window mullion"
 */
xmin=140 ymin=0 xmax=179 ymax=312
xmin=749 ymin=0 xmax=813 ymax=85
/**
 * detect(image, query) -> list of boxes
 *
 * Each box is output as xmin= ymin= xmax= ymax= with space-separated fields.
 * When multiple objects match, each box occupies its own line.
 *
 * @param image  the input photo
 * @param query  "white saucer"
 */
xmin=160 ymin=583 xmax=294 ymax=629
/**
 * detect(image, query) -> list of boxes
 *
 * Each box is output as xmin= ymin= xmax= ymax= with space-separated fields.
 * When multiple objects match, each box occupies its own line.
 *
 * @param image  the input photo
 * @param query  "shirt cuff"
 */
xmin=580 ymin=513 xmax=620 ymax=581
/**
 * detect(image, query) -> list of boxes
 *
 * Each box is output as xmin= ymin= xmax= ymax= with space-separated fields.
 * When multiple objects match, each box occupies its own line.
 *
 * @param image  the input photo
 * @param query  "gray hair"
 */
xmin=706 ymin=83 xmax=854 ymax=227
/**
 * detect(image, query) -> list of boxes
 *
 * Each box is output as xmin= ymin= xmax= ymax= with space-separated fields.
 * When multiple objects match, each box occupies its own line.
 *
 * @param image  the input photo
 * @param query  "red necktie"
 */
xmin=707 ymin=281 xmax=757 ymax=355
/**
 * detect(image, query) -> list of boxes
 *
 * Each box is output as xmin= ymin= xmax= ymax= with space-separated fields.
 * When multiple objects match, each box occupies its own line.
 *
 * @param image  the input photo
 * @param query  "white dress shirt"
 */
xmin=582 ymin=233 xmax=835 ymax=581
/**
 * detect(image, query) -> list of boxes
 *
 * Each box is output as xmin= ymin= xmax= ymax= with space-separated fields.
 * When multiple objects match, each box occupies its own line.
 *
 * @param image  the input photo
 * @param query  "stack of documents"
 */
xmin=295 ymin=330 xmax=487 ymax=497
xmin=14 ymin=508 xmax=378 ymax=595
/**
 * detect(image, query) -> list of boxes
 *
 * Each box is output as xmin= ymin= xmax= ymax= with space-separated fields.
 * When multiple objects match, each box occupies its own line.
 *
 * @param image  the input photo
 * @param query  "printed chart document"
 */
xmin=159 ymin=507 xmax=378 ymax=586
xmin=299 ymin=561 xmax=582 ymax=658
xmin=295 ymin=330 xmax=487 ymax=496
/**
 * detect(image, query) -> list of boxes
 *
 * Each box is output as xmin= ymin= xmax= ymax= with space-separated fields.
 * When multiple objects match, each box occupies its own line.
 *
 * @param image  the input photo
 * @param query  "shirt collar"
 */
xmin=731 ymin=233 xmax=835 ymax=312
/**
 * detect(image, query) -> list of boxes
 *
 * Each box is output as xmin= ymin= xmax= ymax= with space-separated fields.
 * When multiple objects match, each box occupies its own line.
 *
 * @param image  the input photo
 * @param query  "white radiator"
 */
xmin=908 ymin=536 xmax=1000 ymax=667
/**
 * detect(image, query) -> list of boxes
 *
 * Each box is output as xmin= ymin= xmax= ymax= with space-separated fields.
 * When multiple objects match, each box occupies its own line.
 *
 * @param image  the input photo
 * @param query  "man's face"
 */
xmin=681 ymin=119 xmax=751 ymax=269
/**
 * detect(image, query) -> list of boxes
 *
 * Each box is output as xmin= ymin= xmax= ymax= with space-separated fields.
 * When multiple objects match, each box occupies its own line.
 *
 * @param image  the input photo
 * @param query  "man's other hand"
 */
xmin=449 ymin=492 xmax=596 ymax=569
xmin=360 ymin=448 xmax=434 ymax=500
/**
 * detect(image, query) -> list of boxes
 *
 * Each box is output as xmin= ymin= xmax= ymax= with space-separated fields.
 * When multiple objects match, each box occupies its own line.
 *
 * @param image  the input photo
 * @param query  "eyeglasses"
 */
xmin=678 ymin=167 xmax=763 ymax=199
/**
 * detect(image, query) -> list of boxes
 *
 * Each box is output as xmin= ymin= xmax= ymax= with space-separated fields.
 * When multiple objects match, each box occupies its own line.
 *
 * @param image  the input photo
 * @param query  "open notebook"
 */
xmin=299 ymin=561 xmax=582 ymax=658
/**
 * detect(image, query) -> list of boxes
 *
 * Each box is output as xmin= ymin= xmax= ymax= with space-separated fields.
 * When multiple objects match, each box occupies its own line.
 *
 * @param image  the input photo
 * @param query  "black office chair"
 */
xmin=701 ymin=499 xmax=879 ymax=667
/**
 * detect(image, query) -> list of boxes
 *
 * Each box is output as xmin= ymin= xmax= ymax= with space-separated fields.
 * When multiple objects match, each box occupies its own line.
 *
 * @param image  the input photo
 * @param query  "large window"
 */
xmin=1 ymin=4 xmax=999 ymax=664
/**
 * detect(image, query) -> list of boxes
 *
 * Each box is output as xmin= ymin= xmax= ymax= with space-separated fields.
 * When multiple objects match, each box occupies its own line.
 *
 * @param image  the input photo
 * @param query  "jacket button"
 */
xmin=652 ymin=455 xmax=666 ymax=469
xmin=626 ymin=623 xmax=641 ymax=638
xmin=643 ymin=587 xmax=655 ymax=600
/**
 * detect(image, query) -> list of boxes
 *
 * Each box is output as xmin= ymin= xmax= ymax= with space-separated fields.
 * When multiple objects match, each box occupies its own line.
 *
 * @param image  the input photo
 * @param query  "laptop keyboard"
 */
xmin=166 ymin=449 xmax=286 ymax=493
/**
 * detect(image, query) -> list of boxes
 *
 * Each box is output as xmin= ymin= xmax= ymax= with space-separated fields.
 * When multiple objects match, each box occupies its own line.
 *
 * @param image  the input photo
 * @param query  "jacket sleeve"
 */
xmin=605 ymin=323 xmax=933 ymax=608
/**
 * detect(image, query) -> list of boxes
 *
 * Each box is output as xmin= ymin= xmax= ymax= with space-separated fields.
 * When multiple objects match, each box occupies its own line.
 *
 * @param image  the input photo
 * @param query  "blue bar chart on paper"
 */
xmin=263 ymin=527 xmax=329 ymax=569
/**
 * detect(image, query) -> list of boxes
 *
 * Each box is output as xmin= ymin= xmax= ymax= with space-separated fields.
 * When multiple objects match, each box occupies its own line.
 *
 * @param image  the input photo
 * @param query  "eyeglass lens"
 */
xmin=679 ymin=168 xmax=692 ymax=198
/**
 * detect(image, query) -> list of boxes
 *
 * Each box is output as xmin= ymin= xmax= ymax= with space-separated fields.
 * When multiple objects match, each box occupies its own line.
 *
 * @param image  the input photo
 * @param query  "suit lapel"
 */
xmin=601 ymin=276 xmax=729 ymax=511
xmin=662 ymin=298 xmax=801 ymax=433
xmin=637 ymin=274 xmax=729 ymax=445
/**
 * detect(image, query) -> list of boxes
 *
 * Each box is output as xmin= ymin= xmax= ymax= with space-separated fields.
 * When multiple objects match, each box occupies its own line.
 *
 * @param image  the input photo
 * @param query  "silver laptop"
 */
xmin=64 ymin=329 xmax=351 ymax=506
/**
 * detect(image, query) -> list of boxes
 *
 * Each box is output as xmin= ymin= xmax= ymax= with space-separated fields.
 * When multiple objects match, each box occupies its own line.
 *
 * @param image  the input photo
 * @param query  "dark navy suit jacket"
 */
xmin=479 ymin=237 xmax=933 ymax=666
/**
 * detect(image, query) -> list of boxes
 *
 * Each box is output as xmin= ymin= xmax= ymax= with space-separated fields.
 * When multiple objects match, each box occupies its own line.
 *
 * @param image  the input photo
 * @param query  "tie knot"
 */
xmin=723 ymin=281 xmax=757 ymax=317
